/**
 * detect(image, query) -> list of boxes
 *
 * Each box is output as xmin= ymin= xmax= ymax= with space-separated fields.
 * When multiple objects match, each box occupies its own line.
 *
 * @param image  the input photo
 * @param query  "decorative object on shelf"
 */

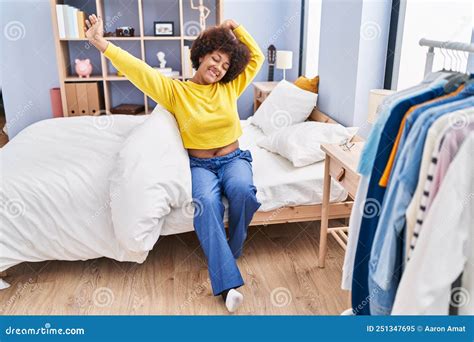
xmin=267 ymin=44 xmax=276 ymax=81
xmin=157 ymin=51 xmax=167 ymax=68
xmin=154 ymin=21 xmax=174 ymax=36
xmin=110 ymin=103 xmax=145 ymax=115
xmin=367 ymin=89 xmax=395 ymax=124
xmin=154 ymin=51 xmax=179 ymax=77
xmin=115 ymin=26 xmax=135 ymax=37
xmin=75 ymin=58 xmax=93 ymax=78
xmin=190 ymin=0 xmax=211 ymax=31
xmin=183 ymin=45 xmax=196 ymax=78
xmin=153 ymin=67 xmax=180 ymax=78
xmin=276 ymin=50 xmax=293 ymax=80
xmin=50 ymin=88 xmax=64 ymax=118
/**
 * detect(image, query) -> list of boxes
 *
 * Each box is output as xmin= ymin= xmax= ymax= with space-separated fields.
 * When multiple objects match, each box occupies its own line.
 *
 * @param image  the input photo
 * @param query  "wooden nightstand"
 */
xmin=319 ymin=141 xmax=364 ymax=268
xmin=253 ymin=81 xmax=278 ymax=112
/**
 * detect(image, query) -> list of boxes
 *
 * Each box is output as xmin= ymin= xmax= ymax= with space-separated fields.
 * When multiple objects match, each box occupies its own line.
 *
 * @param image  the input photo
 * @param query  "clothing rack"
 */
xmin=419 ymin=38 xmax=474 ymax=76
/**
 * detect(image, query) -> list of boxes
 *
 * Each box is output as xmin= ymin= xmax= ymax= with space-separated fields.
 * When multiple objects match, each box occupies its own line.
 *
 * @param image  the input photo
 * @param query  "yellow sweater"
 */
xmin=103 ymin=25 xmax=265 ymax=149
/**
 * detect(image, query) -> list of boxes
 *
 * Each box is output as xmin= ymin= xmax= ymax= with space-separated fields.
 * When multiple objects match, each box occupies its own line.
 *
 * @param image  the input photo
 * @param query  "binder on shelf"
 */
xmin=70 ymin=6 xmax=79 ymax=38
xmin=75 ymin=83 xmax=89 ymax=115
xmin=64 ymin=83 xmax=78 ymax=116
xmin=86 ymin=82 xmax=103 ymax=115
xmin=55 ymin=4 xmax=66 ymax=38
xmin=77 ymin=11 xmax=86 ymax=39
xmin=61 ymin=5 xmax=70 ymax=38
xmin=183 ymin=46 xmax=195 ymax=78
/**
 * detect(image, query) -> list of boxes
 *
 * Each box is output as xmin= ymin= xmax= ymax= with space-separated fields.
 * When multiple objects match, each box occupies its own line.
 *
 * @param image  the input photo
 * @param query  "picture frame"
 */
xmin=154 ymin=21 xmax=174 ymax=36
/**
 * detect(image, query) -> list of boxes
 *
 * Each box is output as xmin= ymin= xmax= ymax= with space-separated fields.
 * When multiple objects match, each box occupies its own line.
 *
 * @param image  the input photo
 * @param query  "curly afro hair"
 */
xmin=190 ymin=26 xmax=251 ymax=83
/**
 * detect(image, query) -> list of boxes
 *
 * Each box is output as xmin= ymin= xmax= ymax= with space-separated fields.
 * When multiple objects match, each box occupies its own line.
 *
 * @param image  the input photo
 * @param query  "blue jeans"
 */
xmin=189 ymin=148 xmax=262 ymax=296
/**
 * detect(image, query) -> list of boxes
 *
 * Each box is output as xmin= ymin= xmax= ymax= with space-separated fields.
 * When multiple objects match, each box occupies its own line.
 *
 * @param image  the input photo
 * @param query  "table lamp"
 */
xmin=367 ymin=89 xmax=396 ymax=124
xmin=276 ymin=50 xmax=293 ymax=80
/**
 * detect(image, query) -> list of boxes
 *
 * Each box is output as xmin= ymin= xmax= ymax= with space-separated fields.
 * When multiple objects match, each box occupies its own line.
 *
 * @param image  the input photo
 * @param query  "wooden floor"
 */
xmin=0 ymin=220 xmax=350 ymax=315
xmin=0 ymin=123 xmax=349 ymax=315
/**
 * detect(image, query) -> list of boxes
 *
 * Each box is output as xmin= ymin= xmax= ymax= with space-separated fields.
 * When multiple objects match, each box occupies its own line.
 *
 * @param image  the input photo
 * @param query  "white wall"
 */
xmin=317 ymin=0 xmax=391 ymax=138
xmin=395 ymin=0 xmax=473 ymax=90
xmin=302 ymin=0 xmax=322 ymax=77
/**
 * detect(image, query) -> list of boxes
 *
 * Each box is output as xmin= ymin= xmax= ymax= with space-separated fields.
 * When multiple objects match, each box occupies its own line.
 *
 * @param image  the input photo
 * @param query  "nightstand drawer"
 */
xmin=328 ymin=157 xmax=359 ymax=197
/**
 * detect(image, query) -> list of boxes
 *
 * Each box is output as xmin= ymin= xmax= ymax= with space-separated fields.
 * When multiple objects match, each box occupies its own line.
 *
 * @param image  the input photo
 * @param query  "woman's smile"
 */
xmin=207 ymin=67 xmax=219 ymax=79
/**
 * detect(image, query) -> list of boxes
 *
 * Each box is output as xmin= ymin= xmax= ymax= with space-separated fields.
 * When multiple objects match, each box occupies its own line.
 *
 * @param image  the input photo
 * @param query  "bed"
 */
xmin=0 ymin=107 xmax=356 ymax=288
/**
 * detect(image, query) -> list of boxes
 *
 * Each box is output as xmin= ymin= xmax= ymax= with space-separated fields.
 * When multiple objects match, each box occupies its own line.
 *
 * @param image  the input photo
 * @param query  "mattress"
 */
xmin=161 ymin=120 xmax=347 ymax=235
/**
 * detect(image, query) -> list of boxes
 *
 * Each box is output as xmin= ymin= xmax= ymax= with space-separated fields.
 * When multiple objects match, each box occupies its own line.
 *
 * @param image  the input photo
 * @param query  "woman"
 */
xmin=85 ymin=14 xmax=264 ymax=312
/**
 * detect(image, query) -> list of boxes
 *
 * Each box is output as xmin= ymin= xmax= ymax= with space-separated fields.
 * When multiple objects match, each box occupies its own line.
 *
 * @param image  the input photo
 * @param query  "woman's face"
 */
xmin=198 ymin=51 xmax=230 ymax=84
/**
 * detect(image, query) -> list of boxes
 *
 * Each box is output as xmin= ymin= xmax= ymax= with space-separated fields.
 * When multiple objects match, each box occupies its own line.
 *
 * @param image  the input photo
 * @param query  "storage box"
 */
xmin=64 ymin=82 xmax=104 ymax=116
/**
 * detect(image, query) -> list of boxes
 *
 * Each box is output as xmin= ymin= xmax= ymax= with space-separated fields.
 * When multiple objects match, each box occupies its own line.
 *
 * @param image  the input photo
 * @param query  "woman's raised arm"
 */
xmin=221 ymin=20 xmax=265 ymax=97
xmin=85 ymin=14 xmax=175 ymax=113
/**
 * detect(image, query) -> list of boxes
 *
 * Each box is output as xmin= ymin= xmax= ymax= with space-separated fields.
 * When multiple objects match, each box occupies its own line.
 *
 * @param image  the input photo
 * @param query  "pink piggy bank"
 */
xmin=75 ymin=58 xmax=93 ymax=78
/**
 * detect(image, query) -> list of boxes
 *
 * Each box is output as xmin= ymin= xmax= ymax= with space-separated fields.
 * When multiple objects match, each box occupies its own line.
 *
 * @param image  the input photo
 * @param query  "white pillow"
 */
xmin=109 ymin=107 xmax=192 ymax=253
xmin=251 ymin=80 xmax=318 ymax=135
xmin=257 ymin=121 xmax=359 ymax=167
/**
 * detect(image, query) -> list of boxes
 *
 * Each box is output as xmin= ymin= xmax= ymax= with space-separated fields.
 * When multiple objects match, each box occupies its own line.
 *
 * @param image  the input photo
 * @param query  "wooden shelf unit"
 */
xmin=50 ymin=0 xmax=222 ymax=116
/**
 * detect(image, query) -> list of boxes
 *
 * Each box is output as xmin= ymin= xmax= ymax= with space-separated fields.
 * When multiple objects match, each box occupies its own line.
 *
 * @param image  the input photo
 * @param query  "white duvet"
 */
xmin=0 ymin=108 xmax=346 ymax=289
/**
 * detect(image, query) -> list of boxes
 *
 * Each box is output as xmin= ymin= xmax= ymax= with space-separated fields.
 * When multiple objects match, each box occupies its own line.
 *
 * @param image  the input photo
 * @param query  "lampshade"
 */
xmin=367 ymin=89 xmax=396 ymax=124
xmin=276 ymin=50 xmax=293 ymax=70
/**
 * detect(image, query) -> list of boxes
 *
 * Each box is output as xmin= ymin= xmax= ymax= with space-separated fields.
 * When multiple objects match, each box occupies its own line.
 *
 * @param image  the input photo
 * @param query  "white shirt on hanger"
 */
xmin=405 ymin=108 xmax=474 ymax=261
xmin=392 ymin=133 xmax=474 ymax=315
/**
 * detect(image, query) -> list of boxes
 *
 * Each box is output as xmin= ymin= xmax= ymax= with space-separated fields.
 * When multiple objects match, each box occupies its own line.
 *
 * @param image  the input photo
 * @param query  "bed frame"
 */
xmin=245 ymin=106 xmax=363 ymax=248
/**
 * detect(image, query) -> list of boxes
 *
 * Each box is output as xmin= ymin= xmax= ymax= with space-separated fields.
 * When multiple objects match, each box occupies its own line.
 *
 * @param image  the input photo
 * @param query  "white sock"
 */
xmin=225 ymin=289 xmax=244 ymax=313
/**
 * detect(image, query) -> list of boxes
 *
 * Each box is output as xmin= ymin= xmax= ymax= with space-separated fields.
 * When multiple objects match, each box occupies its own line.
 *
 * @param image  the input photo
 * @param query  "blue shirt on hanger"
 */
xmin=392 ymin=79 xmax=474 ymax=171
xmin=357 ymin=79 xmax=447 ymax=177
xmin=368 ymin=90 xmax=474 ymax=315
xmin=351 ymin=82 xmax=447 ymax=315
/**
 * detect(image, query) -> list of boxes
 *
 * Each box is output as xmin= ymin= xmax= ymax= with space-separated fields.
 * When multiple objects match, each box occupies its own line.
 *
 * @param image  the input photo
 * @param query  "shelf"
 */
xmin=143 ymin=36 xmax=182 ymax=40
xmin=65 ymin=76 xmax=103 ymax=82
xmin=51 ymin=0 xmax=222 ymax=117
xmin=105 ymin=76 xmax=128 ymax=81
xmin=105 ymin=37 xmax=141 ymax=41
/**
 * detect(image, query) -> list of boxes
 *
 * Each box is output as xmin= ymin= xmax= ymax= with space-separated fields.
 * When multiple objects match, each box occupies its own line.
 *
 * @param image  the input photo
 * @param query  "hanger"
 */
xmin=441 ymin=44 xmax=471 ymax=93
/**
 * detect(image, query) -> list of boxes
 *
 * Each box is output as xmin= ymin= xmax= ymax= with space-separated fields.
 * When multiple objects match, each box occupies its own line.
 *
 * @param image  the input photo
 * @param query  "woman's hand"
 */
xmin=220 ymin=19 xmax=239 ymax=31
xmin=84 ymin=14 xmax=108 ymax=53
